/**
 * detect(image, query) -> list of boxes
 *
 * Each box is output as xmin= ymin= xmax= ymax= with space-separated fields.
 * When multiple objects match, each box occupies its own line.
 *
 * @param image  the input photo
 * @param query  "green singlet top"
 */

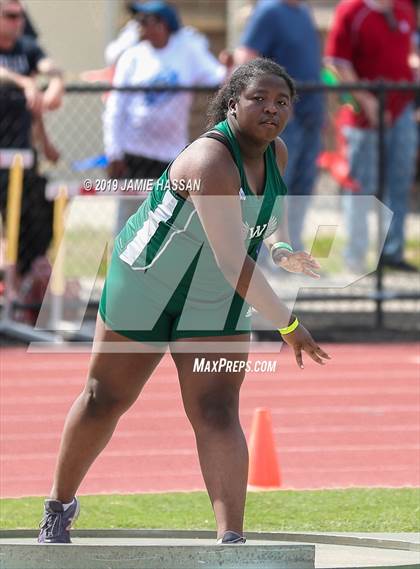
xmin=112 ymin=119 xmax=287 ymax=332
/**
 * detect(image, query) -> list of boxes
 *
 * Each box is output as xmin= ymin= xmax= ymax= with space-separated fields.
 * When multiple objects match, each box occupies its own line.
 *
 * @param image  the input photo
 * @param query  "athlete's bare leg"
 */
xmin=51 ymin=315 xmax=165 ymax=502
xmin=171 ymin=335 xmax=249 ymax=538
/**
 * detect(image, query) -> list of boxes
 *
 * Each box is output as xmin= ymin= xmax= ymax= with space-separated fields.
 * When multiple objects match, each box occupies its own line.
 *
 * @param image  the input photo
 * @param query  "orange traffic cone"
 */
xmin=248 ymin=407 xmax=281 ymax=489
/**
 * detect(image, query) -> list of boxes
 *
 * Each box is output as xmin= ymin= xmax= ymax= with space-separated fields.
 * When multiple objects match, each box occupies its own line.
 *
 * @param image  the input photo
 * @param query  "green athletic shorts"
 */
xmin=99 ymin=249 xmax=251 ymax=344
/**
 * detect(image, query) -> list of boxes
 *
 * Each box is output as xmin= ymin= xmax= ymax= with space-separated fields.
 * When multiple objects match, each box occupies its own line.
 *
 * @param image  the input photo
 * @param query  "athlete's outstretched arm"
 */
xmin=173 ymin=139 xmax=329 ymax=367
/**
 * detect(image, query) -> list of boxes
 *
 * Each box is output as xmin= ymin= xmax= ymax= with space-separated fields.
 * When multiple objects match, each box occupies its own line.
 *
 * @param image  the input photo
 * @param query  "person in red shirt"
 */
xmin=325 ymin=0 xmax=418 ymax=272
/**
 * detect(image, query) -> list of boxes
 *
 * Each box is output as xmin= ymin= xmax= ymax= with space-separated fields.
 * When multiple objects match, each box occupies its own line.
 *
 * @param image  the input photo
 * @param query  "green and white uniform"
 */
xmin=99 ymin=119 xmax=287 ymax=343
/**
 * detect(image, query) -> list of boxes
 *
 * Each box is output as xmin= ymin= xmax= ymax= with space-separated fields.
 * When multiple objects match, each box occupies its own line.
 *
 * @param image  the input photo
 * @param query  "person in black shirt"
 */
xmin=0 ymin=0 xmax=64 ymax=304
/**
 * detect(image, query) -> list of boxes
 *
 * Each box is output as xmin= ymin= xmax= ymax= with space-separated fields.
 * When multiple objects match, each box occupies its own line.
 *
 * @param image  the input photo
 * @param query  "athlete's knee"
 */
xmin=196 ymin=388 xmax=238 ymax=431
xmin=83 ymin=378 xmax=133 ymax=418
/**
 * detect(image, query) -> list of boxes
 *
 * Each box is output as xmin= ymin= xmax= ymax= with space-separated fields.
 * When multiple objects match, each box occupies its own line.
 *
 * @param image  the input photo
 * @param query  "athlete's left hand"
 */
xmin=274 ymin=250 xmax=321 ymax=278
xmin=281 ymin=324 xmax=331 ymax=368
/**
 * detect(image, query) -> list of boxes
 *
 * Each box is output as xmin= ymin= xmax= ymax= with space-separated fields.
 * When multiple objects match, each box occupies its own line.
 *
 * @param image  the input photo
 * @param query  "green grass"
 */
xmin=51 ymin=228 xmax=113 ymax=279
xmin=1 ymin=489 xmax=419 ymax=532
xmin=405 ymin=238 xmax=420 ymax=269
xmin=306 ymin=234 xmax=420 ymax=272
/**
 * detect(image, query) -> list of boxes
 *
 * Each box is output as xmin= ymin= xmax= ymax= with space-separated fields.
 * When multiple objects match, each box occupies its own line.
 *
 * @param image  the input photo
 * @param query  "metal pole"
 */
xmin=375 ymin=84 xmax=386 ymax=328
xmin=2 ymin=154 xmax=23 ymax=322
xmin=226 ymin=0 xmax=252 ymax=50
xmin=49 ymin=185 xmax=67 ymax=331
xmin=104 ymin=0 xmax=119 ymax=47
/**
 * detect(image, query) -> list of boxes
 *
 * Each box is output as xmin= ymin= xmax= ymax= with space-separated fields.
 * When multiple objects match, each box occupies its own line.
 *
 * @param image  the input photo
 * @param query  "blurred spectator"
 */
xmin=0 ymin=0 xmax=64 ymax=316
xmin=105 ymin=1 xmax=141 ymax=67
xmin=235 ymin=0 xmax=325 ymax=251
xmin=413 ymin=1 xmax=420 ymax=185
xmin=103 ymin=1 xmax=227 ymax=230
xmin=325 ymin=0 xmax=418 ymax=272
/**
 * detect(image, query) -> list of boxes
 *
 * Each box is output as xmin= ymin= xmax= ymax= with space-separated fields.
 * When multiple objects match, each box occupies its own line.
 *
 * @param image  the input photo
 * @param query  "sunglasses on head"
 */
xmin=1 ymin=11 xmax=24 ymax=20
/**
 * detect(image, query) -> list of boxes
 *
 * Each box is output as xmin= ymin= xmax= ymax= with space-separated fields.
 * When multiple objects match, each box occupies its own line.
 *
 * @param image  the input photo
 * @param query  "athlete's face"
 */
xmin=229 ymin=75 xmax=292 ymax=143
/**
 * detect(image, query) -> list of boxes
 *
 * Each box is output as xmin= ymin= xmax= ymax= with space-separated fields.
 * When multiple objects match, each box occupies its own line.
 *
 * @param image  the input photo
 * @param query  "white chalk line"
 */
xmin=2 ymin=423 xmax=419 ymax=442
xmin=2 ymin=444 xmax=420 ymax=462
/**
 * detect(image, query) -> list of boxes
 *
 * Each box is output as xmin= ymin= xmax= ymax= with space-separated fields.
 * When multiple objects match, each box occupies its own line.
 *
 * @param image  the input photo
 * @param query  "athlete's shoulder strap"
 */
xmin=199 ymin=129 xmax=236 ymax=164
xmin=200 ymin=129 xmax=277 ymax=168
xmin=269 ymin=139 xmax=276 ymax=157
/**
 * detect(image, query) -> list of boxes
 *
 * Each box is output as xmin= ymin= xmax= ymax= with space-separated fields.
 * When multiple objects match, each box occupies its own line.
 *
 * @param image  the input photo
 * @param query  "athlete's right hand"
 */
xmin=275 ymin=250 xmax=321 ymax=278
xmin=281 ymin=325 xmax=331 ymax=369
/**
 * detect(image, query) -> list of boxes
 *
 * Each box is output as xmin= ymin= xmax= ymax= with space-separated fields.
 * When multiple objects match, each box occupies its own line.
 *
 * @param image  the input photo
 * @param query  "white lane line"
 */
xmin=246 ymin=371 xmax=420 ymax=381
xmin=275 ymin=424 xmax=420 ymax=433
xmin=0 ymin=377 xmax=174 ymax=387
xmin=2 ymin=387 xmax=420 ymax=406
xmin=2 ymin=405 xmax=420 ymax=423
xmin=0 ymin=470 xmax=203 ymax=483
xmin=3 ymin=423 xmax=419 ymax=441
xmin=0 ymin=465 xmax=416 ymax=484
xmin=243 ymin=387 xmax=420 ymax=396
xmin=285 ymin=465 xmax=419 ymax=474
xmin=1 ymin=362 xmax=175 ymax=372
xmin=2 ymin=366 xmax=420 ymax=374
xmin=1 ymin=431 xmax=192 ymax=441
xmin=2 ymin=449 xmax=197 ymax=460
xmin=2 ymin=445 xmax=420 ymax=461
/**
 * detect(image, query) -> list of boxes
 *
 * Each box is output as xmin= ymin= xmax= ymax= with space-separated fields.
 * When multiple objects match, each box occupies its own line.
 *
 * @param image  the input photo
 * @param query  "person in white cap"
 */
xmin=103 ymin=1 xmax=227 ymax=230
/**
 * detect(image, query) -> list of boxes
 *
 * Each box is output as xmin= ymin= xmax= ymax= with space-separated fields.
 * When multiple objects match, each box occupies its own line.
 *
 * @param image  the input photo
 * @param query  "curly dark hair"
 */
xmin=207 ymin=58 xmax=296 ymax=128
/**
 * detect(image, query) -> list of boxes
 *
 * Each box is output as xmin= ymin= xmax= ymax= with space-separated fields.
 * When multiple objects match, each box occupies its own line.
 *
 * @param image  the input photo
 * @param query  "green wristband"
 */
xmin=271 ymin=242 xmax=293 ymax=263
xmin=271 ymin=242 xmax=293 ymax=254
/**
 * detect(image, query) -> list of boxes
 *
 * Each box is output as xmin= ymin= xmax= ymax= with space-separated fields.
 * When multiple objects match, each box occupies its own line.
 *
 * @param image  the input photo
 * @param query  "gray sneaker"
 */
xmin=38 ymin=498 xmax=80 ymax=544
xmin=216 ymin=530 xmax=246 ymax=544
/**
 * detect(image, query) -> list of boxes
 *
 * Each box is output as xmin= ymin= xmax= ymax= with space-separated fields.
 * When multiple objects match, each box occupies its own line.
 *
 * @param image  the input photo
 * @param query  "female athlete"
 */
xmin=38 ymin=58 xmax=330 ymax=545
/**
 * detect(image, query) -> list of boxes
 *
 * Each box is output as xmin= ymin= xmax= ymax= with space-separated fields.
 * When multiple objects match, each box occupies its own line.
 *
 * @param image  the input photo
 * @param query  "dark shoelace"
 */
xmin=226 ymin=536 xmax=246 ymax=543
xmin=39 ymin=511 xmax=61 ymax=538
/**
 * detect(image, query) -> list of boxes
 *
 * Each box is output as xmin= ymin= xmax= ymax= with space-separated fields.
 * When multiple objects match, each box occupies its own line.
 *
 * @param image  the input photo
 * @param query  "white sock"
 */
xmin=62 ymin=500 xmax=74 ymax=511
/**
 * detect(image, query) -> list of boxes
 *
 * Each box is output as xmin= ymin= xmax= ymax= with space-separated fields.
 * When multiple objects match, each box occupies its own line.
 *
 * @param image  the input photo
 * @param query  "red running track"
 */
xmin=1 ymin=343 xmax=419 ymax=498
